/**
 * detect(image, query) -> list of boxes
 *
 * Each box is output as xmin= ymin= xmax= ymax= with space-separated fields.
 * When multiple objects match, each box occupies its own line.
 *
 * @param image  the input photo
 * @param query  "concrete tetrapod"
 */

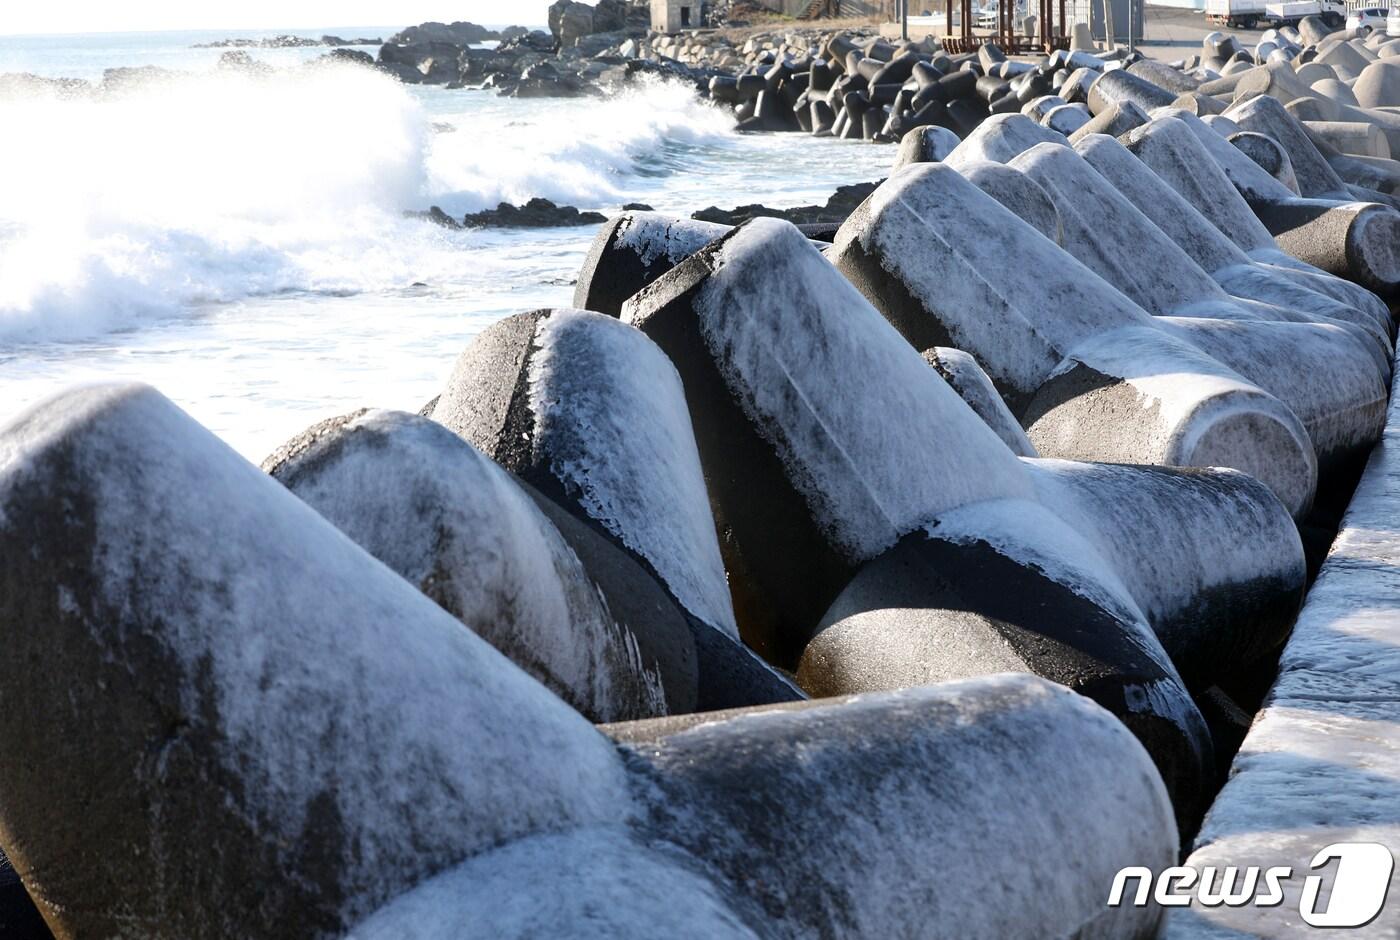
xmin=1130 ymin=109 xmax=1400 ymax=294
xmin=828 ymin=162 xmax=1319 ymax=518
xmin=574 ymin=213 xmax=730 ymax=316
xmin=1074 ymin=133 xmax=1394 ymax=351
xmin=263 ymin=408 xmax=694 ymax=721
xmin=0 ymin=384 xmax=1179 ymax=939
xmin=1121 ymin=112 xmax=1394 ymax=327
xmin=431 ymin=307 xmax=804 ymax=711
xmin=622 ymin=219 xmax=1307 ymax=828
xmin=1001 ymin=141 xmax=1389 ymax=481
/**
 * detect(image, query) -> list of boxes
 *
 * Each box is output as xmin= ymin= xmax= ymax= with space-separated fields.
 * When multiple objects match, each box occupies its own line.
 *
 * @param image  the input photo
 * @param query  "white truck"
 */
xmin=1205 ymin=0 xmax=1268 ymax=28
xmin=1206 ymin=0 xmax=1344 ymax=27
xmin=1263 ymin=0 xmax=1347 ymax=24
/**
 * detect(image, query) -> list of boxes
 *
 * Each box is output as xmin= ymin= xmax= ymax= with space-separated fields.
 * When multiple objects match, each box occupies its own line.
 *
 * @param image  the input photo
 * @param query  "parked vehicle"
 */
xmin=1346 ymin=6 xmax=1389 ymax=28
xmin=1389 ymin=3 xmax=1400 ymax=32
xmin=1263 ymin=0 xmax=1346 ymax=25
xmin=1206 ymin=0 xmax=1268 ymax=28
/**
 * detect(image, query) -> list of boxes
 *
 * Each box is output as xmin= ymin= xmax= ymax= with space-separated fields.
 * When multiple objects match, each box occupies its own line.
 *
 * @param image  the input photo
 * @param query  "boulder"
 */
xmin=548 ymin=0 xmax=595 ymax=48
xmin=432 ymin=309 xmax=801 ymax=710
xmin=387 ymin=21 xmax=496 ymax=45
xmin=376 ymin=41 xmax=463 ymax=84
xmin=264 ymin=409 xmax=694 ymax=720
xmin=460 ymin=198 xmax=607 ymax=228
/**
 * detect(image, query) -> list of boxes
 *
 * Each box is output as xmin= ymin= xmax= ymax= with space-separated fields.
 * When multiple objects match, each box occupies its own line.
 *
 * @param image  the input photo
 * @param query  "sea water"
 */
xmin=0 ymin=27 xmax=891 ymax=459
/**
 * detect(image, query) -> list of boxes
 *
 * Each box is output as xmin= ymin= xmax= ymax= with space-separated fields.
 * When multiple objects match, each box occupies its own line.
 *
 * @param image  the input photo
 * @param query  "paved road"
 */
xmin=1135 ymin=4 xmax=1267 ymax=60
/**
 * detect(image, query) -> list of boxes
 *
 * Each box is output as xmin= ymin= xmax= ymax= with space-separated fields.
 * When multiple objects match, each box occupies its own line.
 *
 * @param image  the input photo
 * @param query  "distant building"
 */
xmin=651 ymin=0 xmax=699 ymax=30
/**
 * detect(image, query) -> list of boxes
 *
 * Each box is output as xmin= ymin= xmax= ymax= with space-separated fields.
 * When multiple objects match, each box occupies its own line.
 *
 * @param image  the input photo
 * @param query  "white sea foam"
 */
xmin=0 ymin=65 xmax=734 ymax=344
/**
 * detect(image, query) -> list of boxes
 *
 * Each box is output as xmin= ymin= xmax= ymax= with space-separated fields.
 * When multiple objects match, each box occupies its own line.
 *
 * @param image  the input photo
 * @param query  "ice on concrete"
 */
xmin=924 ymin=346 xmax=1039 ymax=456
xmin=1168 ymin=359 xmax=1400 ymax=937
xmin=0 ymin=384 xmax=632 ymax=935
xmin=688 ymin=218 xmax=1034 ymax=562
xmin=529 ymin=310 xmax=739 ymax=638
xmin=264 ymin=408 xmax=669 ymax=722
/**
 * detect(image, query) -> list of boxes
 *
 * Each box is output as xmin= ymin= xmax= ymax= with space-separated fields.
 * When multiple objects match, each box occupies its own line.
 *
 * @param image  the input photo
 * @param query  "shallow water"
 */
xmin=0 ymin=27 xmax=892 ymax=459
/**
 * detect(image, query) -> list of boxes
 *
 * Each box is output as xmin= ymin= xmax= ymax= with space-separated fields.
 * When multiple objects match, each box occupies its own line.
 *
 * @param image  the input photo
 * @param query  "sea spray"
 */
xmin=0 ymin=66 xmax=735 ymax=344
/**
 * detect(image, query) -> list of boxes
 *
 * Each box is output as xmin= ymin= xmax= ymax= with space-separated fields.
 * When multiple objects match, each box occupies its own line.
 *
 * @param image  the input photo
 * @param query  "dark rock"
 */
xmin=690 ymin=181 xmax=882 ymax=227
xmin=377 ymin=40 xmax=463 ymax=84
xmin=461 ymin=198 xmax=607 ymax=228
xmin=264 ymin=409 xmax=694 ymax=720
xmin=386 ymin=21 xmax=498 ymax=45
xmin=550 ymin=0 xmax=595 ymax=48
xmin=321 ymin=48 xmax=374 ymax=67
xmin=406 ymin=206 xmax=461 ymax=229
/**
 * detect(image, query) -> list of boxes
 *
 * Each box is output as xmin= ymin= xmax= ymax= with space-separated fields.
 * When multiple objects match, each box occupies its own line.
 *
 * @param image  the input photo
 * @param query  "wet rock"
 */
xmin=377 ymin=40 xmax=463 ymax=84
xmin=461 ymin=198 xmax=607 ymax=228
xmin=690 ymin=181 xmax=881 ymax=227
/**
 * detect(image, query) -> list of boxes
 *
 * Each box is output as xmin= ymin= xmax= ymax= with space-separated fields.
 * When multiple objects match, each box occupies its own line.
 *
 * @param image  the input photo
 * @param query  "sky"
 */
xmin=0 ymin=1 xmax=552 ymax=35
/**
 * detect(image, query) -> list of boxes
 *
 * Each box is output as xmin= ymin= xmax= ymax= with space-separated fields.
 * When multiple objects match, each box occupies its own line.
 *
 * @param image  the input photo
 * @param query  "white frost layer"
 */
xmin=347 ymin=826 xmax=759 ymax=940
xmin=943 ymin=113 xmax=1068 ymax=170
xmin=928 ymin=346 xmax=1038 ymax=456
xmin=0 ymin=384 xmax=633 ymax=927
xmin=851 ymin=162 xmax=1152 ymax=396
xmin=924 ymin=498 xmax=1178 ymax=683
xmin=528 ymin=309 xmax=739 ymax=637
xmin=1027 ymin=457 xmax=1302 ymax=632
xmin=1169 ymin=359 xmax=1400 ymax=937
xmin=689 ymin=218 xmax=1034 ymax=562
xmin=638 ymin=674 xmax=1177 ymax=939
xmin=1124 ymin=115 xmax=1279 ymax=252
xmin=1007 ymin=141 xmax=1233 ymax=316
xmin=613 ymin=213 xmax=730 ymax=268
xmin=270 ymin=409 xmax=666 ymax=722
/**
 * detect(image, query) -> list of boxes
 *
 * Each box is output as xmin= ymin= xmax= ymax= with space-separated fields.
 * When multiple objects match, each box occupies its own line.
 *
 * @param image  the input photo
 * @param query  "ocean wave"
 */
xmin=0 ymin=64 xmax=734 ymax=344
